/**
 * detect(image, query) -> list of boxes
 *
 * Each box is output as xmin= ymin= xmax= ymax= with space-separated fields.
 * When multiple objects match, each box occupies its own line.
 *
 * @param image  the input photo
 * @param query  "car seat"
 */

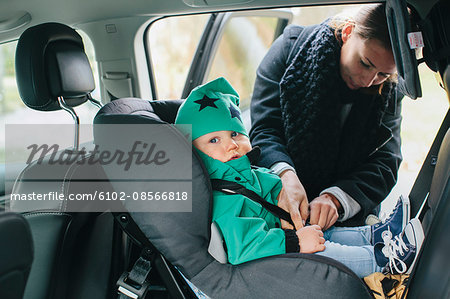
xmin=94 ymin=97 xmax=373 ymax=299
xmin=0 ymin=212 xmax=33 ymax=299
xmin=407 ymin=127 xmax=449 ymax=298
xmin=11 ymin=22 xmax=117 ymax=299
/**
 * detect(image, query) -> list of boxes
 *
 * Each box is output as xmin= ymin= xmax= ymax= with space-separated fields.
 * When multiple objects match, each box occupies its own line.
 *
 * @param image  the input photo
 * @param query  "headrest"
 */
xmin=93 ymin=98 xmax=184 ymax=151
xmin=15 ymin=22 xmax=95 ymax=111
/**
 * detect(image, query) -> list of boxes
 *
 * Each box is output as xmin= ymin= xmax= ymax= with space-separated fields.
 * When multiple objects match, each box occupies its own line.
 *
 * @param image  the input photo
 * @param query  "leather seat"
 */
xmin=0 ymin=212 xmax=33 ymax=299
xmin=12 ymin=23 xmax=115 ymax=299
xmin=408 ymin=128 xmax=450 ymax=298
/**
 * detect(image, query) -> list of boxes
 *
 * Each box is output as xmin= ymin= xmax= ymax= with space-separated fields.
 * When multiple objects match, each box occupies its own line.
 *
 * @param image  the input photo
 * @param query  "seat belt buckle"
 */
xmin=117 ymin=272 xmax=150 ymax=299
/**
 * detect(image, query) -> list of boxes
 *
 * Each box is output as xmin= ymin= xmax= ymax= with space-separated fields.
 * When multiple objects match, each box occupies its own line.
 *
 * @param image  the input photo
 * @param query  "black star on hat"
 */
xmin=194 ymin=95 xmax=219 ymax=111
xmin=229 ymin=104 xmax=242 ymax=123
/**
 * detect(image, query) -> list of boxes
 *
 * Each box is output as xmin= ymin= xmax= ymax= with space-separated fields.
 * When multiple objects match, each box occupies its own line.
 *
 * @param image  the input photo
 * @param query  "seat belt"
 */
xmin=211 ymin=179 xmax=295 ymax=227
xmin=408 ymin=108 xmax=449 ymax=219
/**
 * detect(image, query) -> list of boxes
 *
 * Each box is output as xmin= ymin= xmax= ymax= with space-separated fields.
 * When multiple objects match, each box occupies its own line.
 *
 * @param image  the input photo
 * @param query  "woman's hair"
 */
xmin=330 ymin=3 xmax=397 ymax=90
xmin=331 ymin=3 xmax=391 ymax=51
xmin=353 ymin=4 xmax=391 ymax=50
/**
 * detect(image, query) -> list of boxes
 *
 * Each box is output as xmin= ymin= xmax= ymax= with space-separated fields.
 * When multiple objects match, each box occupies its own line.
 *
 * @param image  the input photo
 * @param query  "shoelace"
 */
xmin=382 ymin=234 xmax=409 ymax=274
xmin=381 ymin=226 xmax=393 ymax=243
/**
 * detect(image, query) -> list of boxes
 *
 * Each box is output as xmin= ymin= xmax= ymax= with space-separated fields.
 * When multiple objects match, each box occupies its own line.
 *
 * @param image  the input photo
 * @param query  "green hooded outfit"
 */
xmin=175 ymin=77 xmax=299 ymax=265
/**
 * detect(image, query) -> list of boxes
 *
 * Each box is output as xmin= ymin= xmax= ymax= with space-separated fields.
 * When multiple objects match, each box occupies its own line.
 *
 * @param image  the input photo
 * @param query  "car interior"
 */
xmin=0 ymin=0 xmax=449 ymax=298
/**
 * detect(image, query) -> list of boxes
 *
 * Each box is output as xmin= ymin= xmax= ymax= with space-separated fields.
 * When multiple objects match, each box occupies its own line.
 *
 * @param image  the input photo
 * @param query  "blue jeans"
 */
xmin=315 ymin=226 xmax=382 ymax=278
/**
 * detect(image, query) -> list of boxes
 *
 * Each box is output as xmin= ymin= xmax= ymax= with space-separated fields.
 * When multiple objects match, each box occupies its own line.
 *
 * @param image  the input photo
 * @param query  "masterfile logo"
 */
xmin=26 ymin=141 xmax=170 ymax=171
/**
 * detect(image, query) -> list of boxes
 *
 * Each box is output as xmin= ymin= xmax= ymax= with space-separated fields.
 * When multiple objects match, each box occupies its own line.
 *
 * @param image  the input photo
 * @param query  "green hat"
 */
xmin=175 ymin=77 xmax=247 ymax=140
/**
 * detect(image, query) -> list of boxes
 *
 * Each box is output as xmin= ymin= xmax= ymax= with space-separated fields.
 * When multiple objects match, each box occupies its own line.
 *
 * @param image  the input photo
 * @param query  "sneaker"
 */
xmin=374 ymin=218 xmax=425 ymax=274
xmin=372 ymin=195 xmax=410 ymax=245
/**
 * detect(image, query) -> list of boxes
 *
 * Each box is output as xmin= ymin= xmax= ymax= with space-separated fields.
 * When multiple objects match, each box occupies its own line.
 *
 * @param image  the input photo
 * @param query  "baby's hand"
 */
xmin=296 ymin=225 xmax=326 ymax=253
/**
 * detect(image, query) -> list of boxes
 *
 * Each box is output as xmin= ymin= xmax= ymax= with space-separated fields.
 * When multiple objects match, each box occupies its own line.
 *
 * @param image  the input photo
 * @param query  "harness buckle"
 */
xmin=117 ymin=272 xmax=151 ymax=299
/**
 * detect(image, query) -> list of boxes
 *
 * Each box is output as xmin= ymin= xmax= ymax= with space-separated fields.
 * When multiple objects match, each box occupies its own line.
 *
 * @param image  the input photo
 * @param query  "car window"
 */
xmin=146 ymin=14 xmax=209 ymax=100
xmin=206 ymin=16 xmax=281 ymax=111
xmin=0 ymin=31 xmax=100 ymax=164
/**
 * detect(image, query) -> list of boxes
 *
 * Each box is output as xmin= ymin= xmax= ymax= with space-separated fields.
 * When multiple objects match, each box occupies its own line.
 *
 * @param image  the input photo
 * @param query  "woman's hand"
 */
xmin=309 ymin=193 xmax=341 ymax=231
xmin=277 ymin=170 xmax=309 ymax=230
xmin=296 ymin=225 xmax=326 ymax=253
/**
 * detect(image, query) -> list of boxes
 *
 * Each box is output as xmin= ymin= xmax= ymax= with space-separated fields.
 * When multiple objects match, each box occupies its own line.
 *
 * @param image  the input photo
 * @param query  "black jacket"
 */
xmin=249 ymin=24 xmax=403 ymax=226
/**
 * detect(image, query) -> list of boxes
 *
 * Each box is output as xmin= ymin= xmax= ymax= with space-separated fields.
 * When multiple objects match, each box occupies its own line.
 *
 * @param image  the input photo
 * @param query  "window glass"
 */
xmin=207 ymin=16 xmax=279 ymax=111
xmin=147 ymin=15 xmax=208 ymax=99
xmin=0 ymin=31 xmax=100 ymax=163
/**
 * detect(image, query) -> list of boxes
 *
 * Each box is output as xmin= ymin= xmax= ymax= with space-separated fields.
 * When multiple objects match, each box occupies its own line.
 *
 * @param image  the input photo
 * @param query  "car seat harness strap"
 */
xmin=211 ymin=179 xmax=295 ymax=227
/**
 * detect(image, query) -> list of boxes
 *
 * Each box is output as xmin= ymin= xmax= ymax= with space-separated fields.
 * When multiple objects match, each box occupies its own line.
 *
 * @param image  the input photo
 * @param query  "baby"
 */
xmin=175 ymin=77 xmax=424 ymax=278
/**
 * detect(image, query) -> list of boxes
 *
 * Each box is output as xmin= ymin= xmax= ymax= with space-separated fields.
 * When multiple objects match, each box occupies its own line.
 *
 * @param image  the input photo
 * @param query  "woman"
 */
xmin=249 ymin=4 xmax=403 ymax=231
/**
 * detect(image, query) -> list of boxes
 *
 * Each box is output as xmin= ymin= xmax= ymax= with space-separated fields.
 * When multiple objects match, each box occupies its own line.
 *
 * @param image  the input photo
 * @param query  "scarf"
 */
xmin=279 ymin=22 xmax=394 ymax=199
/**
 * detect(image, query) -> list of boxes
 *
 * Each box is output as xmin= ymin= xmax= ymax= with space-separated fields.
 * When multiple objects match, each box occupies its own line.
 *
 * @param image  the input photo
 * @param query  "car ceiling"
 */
xmin=0 ymin=0 xmax=438 ymax=44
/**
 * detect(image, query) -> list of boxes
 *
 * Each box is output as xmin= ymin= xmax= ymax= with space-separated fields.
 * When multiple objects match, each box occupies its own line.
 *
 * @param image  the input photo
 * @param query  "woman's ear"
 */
xmin=341 ymin=22 xmax=354 ymax=43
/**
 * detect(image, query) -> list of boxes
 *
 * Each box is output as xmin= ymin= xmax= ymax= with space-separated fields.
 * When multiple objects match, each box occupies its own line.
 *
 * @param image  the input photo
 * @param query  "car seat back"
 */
xmin=407 ymin=128 xmax=449 ymax=298
xmin=410 ymin=0 xmax=450 ymax=234
xmin=12 ymin=22 xmax=114 ymax=299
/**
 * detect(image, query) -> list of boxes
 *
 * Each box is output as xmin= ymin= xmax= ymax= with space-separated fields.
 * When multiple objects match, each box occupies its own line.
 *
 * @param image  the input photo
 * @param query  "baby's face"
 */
xmin=193 ymin=130 xmax=252 ymax=163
